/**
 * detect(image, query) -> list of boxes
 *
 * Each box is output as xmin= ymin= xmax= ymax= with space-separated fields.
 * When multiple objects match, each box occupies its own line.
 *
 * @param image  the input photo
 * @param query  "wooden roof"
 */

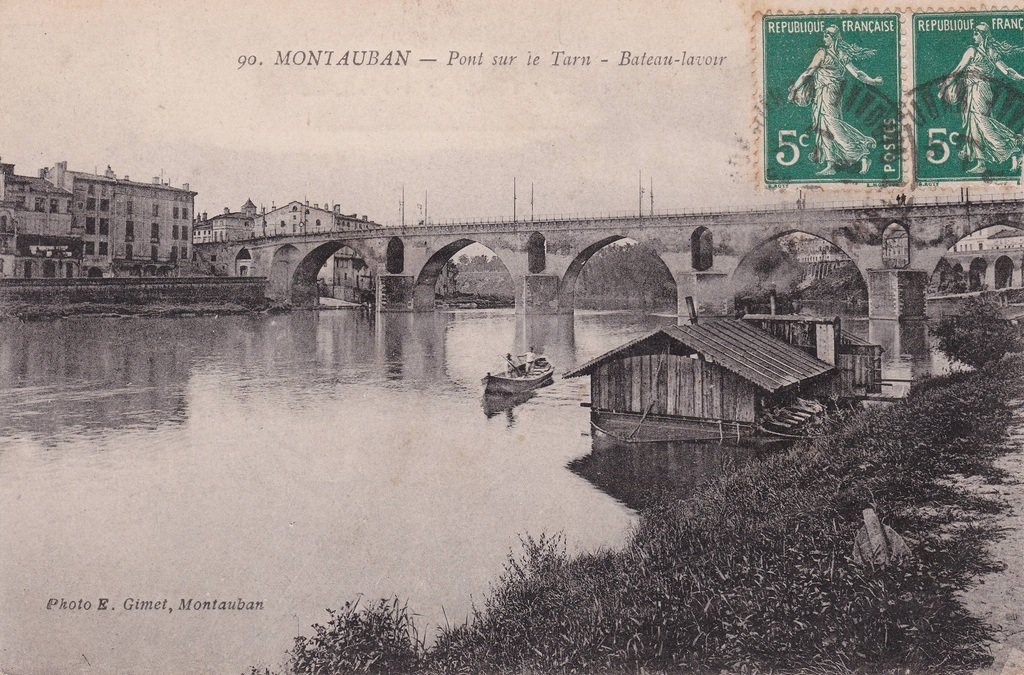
xmin=564 ymin=319 xmax=834 ymax=393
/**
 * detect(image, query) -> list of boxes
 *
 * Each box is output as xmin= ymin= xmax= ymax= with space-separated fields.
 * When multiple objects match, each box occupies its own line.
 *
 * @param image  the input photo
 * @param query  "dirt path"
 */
xmin=961 ymin=400 xmax=1024 ymax=674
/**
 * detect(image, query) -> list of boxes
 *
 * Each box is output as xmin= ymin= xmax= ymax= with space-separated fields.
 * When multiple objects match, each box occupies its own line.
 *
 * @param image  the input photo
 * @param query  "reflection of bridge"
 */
xmin=196 ymin=196 xmax=1024 ymax=319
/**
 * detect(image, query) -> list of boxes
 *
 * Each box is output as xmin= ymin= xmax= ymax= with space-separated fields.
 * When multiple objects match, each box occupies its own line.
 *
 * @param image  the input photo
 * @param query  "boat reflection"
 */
xmin=480 ymin=379 xmax=553 ymax=421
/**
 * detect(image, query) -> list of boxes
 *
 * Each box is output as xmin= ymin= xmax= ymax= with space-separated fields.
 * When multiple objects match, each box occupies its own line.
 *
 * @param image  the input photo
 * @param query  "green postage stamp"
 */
xmin=914 ymin=12 xmax=1024 ymax=183
xmin=762 ymin=14 xmax=902 ymax=185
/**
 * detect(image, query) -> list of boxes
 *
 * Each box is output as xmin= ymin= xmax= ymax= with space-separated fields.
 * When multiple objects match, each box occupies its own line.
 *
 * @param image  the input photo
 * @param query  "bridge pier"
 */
xmin=677 ymin=272 xmax=733 ymax=319
xmin=867 ymin=269 xmax=928 ymax=320
xmin=376 ymin=274 xmax=417 ymax=311
xmin=516 ymin=274 xmax=564 ymax=315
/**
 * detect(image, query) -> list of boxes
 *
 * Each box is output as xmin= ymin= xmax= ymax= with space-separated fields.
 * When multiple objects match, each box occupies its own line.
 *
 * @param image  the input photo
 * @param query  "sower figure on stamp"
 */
xmin=939 ymin=23 xmax=1024 ymax=174
xmin=788 ymin=25 xmax=883 ymax=176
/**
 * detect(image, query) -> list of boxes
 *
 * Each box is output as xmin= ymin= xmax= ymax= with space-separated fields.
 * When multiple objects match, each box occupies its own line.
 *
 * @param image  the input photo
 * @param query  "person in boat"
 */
xmin=505 ymin=353 xmax=519 ymax=376
xmin=520 ymin=346 xmax=537 ymax=374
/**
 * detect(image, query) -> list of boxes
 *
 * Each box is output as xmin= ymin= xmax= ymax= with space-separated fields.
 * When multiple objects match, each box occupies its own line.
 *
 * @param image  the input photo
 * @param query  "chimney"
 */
xmin=202 ymin=211 xmax=208 ymax=220
xmin=183 ymin=183 xmax=189 ymax=192
xmin=333 ymin=204 xmax=340 ymax=214
xmin=223 ymin=207 xmax=230 ymax=215
xmin=124 ymin=175 xmax=130 ymax=182
xmin=769 ymin=291 xmax=777 ymax=315
xmin=104 ymin=165 xmax=115 ymax=179
xmin=685 ymin=296 xmax=698 ymax=325
xmin=152 ymin=177 xmax=160 ymax=185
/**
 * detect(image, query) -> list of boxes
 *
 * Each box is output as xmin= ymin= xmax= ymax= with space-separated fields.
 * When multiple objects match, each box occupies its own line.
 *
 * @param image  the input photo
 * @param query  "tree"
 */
xmin=931 ymin=297 xmax=1022 ymax=368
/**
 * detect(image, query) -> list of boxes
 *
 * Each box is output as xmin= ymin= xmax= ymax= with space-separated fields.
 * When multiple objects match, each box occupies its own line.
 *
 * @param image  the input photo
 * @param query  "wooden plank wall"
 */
xmin=592 ymin=355 xmax=757 ymax=422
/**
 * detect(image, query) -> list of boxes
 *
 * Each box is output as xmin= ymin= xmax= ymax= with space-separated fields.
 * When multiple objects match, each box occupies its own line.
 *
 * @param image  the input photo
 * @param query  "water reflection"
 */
xmin=568 ymin=438 xmax=765 ymax=511
xmin=0 ymin=308 xmax=955 ymax=674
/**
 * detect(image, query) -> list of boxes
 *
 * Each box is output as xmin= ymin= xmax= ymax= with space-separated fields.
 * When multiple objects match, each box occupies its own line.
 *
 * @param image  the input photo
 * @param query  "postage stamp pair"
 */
xmin=762 ymin=11 xmax=1024 ymax=185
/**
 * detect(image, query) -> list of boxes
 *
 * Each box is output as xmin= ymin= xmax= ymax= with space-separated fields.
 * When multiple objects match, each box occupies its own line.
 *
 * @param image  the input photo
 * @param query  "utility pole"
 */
xmin=400 ymin=185 xmax=405 ymax=227
xmin=425 ymin=190 xmax=428 ymax=225
xmin=638 ymin=169 xmax=644 ymax=218
xmin=513 ymin=177 xmax=517 ymax=223
xmin=530 ymin=182 xmax=534 ymax=221
xmin=649 ymin=176 xmax=654 ymax=216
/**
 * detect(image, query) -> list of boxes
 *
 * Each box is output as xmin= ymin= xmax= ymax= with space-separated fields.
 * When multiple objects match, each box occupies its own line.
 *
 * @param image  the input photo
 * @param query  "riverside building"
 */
xmin=41 ymin=162 xmax=196 ymax=277
xmin=0 ymin=159 xmax=79 ymax=279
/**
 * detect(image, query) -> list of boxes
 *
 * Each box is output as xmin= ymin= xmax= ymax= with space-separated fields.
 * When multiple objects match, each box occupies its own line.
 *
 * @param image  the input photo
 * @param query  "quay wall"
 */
xmin=0 ymin=277 xmax=269 ymax=308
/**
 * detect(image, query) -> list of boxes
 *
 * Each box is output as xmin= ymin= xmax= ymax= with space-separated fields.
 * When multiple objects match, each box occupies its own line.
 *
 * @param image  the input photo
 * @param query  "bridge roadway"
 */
xmin=195 ymin=195 xmax=1024 ymax=319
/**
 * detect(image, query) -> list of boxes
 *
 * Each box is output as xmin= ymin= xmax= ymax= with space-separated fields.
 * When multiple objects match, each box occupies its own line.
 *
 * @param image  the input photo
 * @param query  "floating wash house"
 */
xmin=565 ymin=318 xmax=837 ymax=442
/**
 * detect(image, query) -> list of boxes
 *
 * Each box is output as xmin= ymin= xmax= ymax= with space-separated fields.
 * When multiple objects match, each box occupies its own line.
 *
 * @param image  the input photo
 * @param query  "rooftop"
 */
xmin=564 ymin=319 xmax=834 ymax=393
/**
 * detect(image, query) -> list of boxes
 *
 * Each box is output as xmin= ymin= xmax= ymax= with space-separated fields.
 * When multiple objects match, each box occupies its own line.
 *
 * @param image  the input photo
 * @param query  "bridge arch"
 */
xmin=994 ymin=255 xmax=1014 ymax=289
xmin=235 ymin=248 xmax=252 ymax=277
xmin=386 ymin=237 xmax=404 ymax=274
xmin=557 ymin=235 xmax=677 ymax=312
xmin=412 ymin=239 xmax=513 ymax=311
xmin=691 ymin=226 xmax=713 ymax=271
xmin=731 ymin=230 xmax=867 ymax=315
xmin=287 ymin=241 xmax=377 ymax=305
xmin=527 ymin=232 xmax=546 ymax=273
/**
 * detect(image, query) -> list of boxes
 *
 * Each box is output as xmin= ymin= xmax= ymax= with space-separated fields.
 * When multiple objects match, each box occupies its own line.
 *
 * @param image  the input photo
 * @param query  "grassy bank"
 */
xmin=264 ymin=356 xmax=1024 ymax=674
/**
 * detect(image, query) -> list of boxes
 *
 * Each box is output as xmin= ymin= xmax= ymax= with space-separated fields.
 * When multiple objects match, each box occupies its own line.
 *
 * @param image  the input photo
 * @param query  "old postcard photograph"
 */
xmin=2 ymin=1 xmax=1024 ymax=673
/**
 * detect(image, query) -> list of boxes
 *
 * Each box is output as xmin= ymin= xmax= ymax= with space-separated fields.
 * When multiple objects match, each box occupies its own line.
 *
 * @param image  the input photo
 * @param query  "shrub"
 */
xmin=931 ymin=297 xmax=1022 ymax=368
xmin=288 ymin=597 xmax=423 ymax=674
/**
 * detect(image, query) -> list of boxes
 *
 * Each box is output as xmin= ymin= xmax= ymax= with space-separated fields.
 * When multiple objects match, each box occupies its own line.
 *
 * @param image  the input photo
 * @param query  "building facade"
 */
xmin=193 ymin=200 xmax=257 ymax=244
xmin=0 ymin=160 xmax=79 ymax=278
xmin=253 ymin=201 xmax=378 ymax=238
xmin=42 ymin=162 xmax=196 ymax=277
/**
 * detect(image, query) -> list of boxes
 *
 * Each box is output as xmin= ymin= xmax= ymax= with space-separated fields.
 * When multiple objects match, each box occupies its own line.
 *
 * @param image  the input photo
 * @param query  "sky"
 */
xmin=1 ymin=0 xmax=1012 ymax=227
xmin=0 ymin=0 xmax=766 ymax=225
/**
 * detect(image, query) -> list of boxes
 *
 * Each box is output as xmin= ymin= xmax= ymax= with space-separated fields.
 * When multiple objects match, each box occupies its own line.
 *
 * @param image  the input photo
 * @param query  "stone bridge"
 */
xmin=194 ymin=196 xmax=1024 ymax=319
xmin=935 ymin=247 xmax=1024 ymax=292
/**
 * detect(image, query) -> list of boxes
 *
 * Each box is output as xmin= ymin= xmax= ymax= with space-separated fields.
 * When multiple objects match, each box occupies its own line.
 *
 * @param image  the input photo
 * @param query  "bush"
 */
xmin=931 ymin=297 xmax=1022 ymax=368
xmin=288 ymin=597 xmax=423 ymax=674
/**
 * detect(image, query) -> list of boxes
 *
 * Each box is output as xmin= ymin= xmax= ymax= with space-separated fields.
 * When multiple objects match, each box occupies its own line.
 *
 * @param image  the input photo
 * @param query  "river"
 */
xmin=0 ymin=309 xmax=947 ymax=673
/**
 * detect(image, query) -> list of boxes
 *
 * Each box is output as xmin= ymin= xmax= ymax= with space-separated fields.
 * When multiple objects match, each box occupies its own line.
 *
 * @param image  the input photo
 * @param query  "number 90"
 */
xmin=237 ymin=55 xmax=258 ymax=69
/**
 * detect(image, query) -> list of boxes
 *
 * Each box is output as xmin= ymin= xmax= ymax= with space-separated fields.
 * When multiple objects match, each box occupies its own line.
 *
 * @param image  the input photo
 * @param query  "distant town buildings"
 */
xmin=194 ymin=199 xmax=380 ymax=244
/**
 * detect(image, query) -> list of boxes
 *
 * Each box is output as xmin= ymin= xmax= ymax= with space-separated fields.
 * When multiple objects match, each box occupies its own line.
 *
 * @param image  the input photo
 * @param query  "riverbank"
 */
xmin=0 ymin=300 xmax=274 ymax=321
xmin=266 ymin=354 xmax=1024 ymax=674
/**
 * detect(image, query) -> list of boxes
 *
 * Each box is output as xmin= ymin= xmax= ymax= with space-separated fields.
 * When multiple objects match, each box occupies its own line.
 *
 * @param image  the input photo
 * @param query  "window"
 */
xmin=172 ymin=225 xmax=179 ymax=239
xmin=181 ymin=225 xmax=188 ymax=240
xmin=15 ymin=196 xmax=24 ymax=208
xmin=85 ymin=217 xmax=96 ymax=234
xmin=151 ymin=223 xmax=159 ymax=241
xmin=66 ymin=200 xmax=72 ymax=213
xmin=99 ymin=199 xmax=109 ymax=212
xmin=173 ymin=207 xmax=179 ymax=219
xmin=181 ymin=244 xmax=187 ymax=259
xmin=170 ymin=246 xmax=177 ymax=261
xmin=182 ymin=208 xmax=188 ymax=219
xmin=86 ymin=197 xmax=96 ymax=211
xmin=34 ymin=197 xmax=44 ymax=212
xmin=98 ymin=242 xmax=108 ymax=256
xmin=151 ymin=245 xmax=158 ymax=261
xmin=84 ymin=241 xmax=95 ymax=255
xmin=126 ymin=200 xmax=133 ymax=215
xmin=88 ymin=184 xmax=95 ymax=195
xmin=125 ymin=243 xmax=133 ymax=259
xmin=152 ymin=204 xmax=159 ymax=217
xmin=99 ymin=218 xmax=109 ymax=235
xmin=49 ymin=199 xmax=58 ymax=213
xmin=125 ymin=221 xmax=134 ymax=241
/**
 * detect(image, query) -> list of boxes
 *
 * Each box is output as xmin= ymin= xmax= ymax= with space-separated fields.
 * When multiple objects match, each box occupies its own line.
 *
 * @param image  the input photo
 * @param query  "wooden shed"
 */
xmin=564 ymin=319 xmax=835 ymax=442
xmin=741 ymin=314 xmax=883 ymax=396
